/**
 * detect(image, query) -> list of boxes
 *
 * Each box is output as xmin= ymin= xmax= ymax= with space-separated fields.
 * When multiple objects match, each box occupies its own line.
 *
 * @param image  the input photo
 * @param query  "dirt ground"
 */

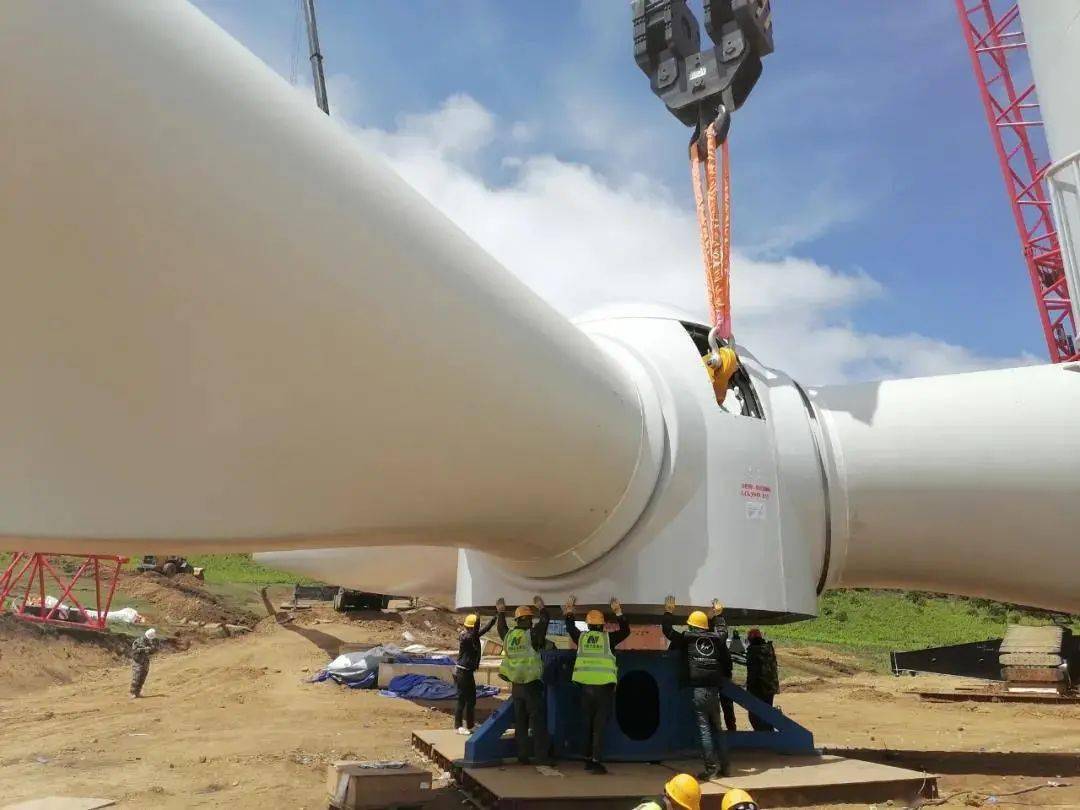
xmin=1 ymin=599 xmax=1078 ymax=809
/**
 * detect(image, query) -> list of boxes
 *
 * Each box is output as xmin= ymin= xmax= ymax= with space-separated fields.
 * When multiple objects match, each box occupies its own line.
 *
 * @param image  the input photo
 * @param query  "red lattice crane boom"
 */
xmin=956 ymin=0 xmax=1079 ymax=362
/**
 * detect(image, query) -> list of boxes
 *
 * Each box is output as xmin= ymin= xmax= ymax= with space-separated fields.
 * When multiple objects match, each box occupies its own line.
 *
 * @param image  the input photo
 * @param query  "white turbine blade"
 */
xmin=0 ymin=1 xmax=653 ymax=564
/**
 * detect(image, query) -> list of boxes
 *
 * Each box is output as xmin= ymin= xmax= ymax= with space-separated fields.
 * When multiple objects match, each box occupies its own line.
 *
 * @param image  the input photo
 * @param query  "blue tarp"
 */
xmin=311 ymin=645 xmax=456 ymax=690
xmin=380 ymin=673 xmax=500 ymax=700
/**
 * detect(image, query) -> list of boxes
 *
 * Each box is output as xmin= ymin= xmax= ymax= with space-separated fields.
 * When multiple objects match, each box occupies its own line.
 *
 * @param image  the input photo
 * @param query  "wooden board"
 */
xmin=918 ymin=689 xmax=1080 ymax=704
xmin=413 ymin=729 xmax=937 ymax=808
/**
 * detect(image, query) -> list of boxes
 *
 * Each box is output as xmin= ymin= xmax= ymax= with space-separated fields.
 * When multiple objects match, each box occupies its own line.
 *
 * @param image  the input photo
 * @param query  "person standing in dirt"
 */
xmin=455 ymin=612 xmax=497 ymax=735
xmin=744 ymin=627 xmax=779 ymax=731
xmin=129 ymin=627 xmax=158 ymax=698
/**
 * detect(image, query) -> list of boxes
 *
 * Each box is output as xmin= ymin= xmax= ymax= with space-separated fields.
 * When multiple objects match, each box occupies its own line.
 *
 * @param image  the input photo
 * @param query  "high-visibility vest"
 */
xmin=632 ymin=802 xmax=663 ymax=810
xmin=499 ymin=628 xmax=542 ymax=684
xmin=572 ymin=630 xmax=618 ymax=685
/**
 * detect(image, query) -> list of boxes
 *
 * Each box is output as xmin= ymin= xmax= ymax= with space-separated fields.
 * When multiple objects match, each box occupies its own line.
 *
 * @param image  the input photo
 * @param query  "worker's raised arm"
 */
xmin=531 ymin=595 xmax=550 ymax=650
xmin=610 ymin=614 xmax=631 ymax=649
xmin=708 ymin=598 xmax=727 ymax=635
xmin=477 ymin=614 xmax=497 ymax=638
xmin=496 ymin=597 xmax=509 ymax=640
xmin=563 ymin=595 xmax=580 ymax=645
xmin=609 ymin=596 xmax=631 ymax=648
xmin=661 ymin=595 xmax=685 ymax=646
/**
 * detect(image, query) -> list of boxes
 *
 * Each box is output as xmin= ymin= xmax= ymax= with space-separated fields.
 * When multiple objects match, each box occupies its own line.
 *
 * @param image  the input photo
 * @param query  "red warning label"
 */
xmin=740 ymin=483 xmax=772 ymax=501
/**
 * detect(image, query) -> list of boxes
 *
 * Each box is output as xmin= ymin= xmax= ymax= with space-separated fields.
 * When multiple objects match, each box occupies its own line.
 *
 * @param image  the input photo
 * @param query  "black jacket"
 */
xmin=565 ymin=612 xmax=631 ymax=650
xmin=662 ymin=612 xmax=733 ymax=687
xmin=745 ymin=637 xmax=779 ymax=695
xmin=497 ymin=608 xmax=550 ymax=651
xmin=456 ymin=615 xmax=497 ymax=672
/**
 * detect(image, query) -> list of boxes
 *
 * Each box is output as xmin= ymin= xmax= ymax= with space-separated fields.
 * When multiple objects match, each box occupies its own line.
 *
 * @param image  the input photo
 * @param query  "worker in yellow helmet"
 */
xmin=454 ymin=612 xmax=497 ymax=735
xmin=496 ymin=595 xmax=553 ymax=766
xmin=662 ymin=597 xmax=732 ymax=778
xmin=632 ymin=772 xmax=701 ymax=810
xmin=563 ymin=594 xmax=631 ymax=774
xmin=721 ymin=788 xmax=758 ymax=810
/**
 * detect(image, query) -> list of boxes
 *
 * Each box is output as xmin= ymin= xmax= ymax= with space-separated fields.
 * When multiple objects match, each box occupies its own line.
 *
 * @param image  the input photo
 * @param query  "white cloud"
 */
xmin=349 ymin=95 xmax=1031 ymax=385
xmin=394 ymin=93 xmax=495 ymax=157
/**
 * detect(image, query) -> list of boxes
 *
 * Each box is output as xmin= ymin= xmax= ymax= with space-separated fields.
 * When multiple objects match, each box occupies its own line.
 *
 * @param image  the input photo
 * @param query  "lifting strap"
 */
xmin=689 ymin=123 xmax=732 ymax=342
xmin=690 ymin=122 xmax=739 ymax=404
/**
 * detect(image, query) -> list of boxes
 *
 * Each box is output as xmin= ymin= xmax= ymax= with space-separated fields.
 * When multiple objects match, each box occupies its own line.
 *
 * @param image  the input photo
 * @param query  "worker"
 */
xmin=632 ymin=773 xmax=701 ymax=810
xmin=744 ymin=628 xmax=779 ymax=732
xmin=129 ymin=627 xmax=158 ymax=699
xmin=722 ymin=788 xmax=759 ymax=810
xmin=564 ymin=595 xmax=631 ymax=774
xmin=455 ymin=611 xmax=497 ymax=735
xmin=497 ymin=595 xmax=553 ymax=766
xmin=711 ymin=605 xmax=737 ymax=732
xmin=662 ymin=597 xmax=732 ymax=778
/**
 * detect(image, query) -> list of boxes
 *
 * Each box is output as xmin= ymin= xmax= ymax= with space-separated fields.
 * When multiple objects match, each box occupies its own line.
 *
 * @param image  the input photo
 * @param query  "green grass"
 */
xmin=180 ymin=554 xmax=321 ymax=585
xmin=748 ymin=589 xmax=1079 ymax=652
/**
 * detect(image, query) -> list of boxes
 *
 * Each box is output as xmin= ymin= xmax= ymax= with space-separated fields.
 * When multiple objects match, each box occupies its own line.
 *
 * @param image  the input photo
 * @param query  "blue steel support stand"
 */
xmin=462 ymin=650 xmax=813 ymax=766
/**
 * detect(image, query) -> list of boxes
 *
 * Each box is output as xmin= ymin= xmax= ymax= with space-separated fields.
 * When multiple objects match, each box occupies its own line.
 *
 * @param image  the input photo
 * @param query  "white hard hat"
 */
xmin=144 ymin=628 xmax=157 ymax=639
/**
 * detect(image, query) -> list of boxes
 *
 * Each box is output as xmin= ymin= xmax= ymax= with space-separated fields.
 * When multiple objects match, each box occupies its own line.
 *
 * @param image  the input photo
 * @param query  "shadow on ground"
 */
xmin=258 ymin=587 xmax=350 ymax=656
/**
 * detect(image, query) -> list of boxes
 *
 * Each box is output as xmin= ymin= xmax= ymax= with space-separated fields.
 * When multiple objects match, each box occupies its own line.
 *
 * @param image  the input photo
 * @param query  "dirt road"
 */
xmin=1 ymin=614 xmax=1077 ymax=808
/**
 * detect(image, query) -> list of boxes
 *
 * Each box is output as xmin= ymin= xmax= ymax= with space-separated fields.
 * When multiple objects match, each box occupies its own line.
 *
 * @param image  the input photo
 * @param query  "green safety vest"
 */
xmin=572 ymin=630 xmax=618 ymax=685
xmin=632 ymin=802 xmax=663 ymax=810
xmin=500 ymin=628 xmax=543 ymax=684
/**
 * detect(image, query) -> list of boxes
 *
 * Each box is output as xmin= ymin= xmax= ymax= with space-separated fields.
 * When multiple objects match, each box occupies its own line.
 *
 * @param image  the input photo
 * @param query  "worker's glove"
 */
xmin=609 ymin=597 xmax=622 ymax=616
xmin=533 ymin=595 xmax=545 ymax=611
xmin=495 ymin=597 xmax=506 ymax=614
xmin=563 ymin=595 xmax=576 ymax=616
xmin=711 ymin=598 xmax=724 ymax=616
xmin=664 ymin=595 xmax=676 ymax=613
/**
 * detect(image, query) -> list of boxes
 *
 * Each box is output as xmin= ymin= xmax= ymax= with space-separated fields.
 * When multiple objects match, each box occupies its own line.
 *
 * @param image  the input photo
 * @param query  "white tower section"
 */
xmin=1019 ymin=0 xmax=1080 ymax=334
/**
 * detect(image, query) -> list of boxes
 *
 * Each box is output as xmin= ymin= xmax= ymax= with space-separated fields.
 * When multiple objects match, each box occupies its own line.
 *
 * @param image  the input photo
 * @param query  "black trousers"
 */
xmin=747 ymin=689 xmax=775 ymax=732
xmin=580 ymin=683 xmax=615 ymax=762
xmin=454 ymin=668 xmax=477 ymax=729
xmin=511 ymin=681 xmax=551 ymax=764
xmin=720 ymin=693 xmax=737 ymax=731
xmin=691 ymin=686 xmax=729 ymax=770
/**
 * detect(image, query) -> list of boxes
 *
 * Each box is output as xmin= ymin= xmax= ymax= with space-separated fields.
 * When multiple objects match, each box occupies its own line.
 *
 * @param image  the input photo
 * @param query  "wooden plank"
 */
xmin=416 ymin=730 xmax=937 ymax=808
xmin=918 ymin=689 xmax=1079 ymax=704
xmin=1003 ymin=666 xmax=1065 ymax=683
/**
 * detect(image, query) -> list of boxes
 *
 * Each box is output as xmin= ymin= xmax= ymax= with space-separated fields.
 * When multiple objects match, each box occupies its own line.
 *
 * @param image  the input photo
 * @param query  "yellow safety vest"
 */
xmin=500 ymin=628 xmax=542 ymax=684
xmin=572 ymin=630 xmax=618 ymax=685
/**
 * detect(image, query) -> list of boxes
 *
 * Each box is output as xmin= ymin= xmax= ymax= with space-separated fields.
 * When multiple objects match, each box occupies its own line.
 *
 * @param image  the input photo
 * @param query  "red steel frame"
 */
xmin=956 ymin=0 xmax=1079 ymax=362
xmin=0 ymin=552 xmax=127 ymax=631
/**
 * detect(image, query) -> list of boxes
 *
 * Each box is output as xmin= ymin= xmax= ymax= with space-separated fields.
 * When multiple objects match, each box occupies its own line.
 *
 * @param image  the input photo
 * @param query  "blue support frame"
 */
xmin=460 ymin=650 xmax=813 ymax=767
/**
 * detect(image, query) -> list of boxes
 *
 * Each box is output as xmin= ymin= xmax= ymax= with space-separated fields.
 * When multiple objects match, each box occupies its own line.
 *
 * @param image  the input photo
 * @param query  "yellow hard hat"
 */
xmin=585 ymin=609 xmax=605 ymax=626
xmin=721 ymin=788 xmax=758 ymax=810
xmin=514 ymin=605 xmax=535 ymax=619
xmin=687 ymin=610 xmax=710 ymax=630
xmin=463 ymin=613 xmax=478 ymax=628
xmin=664 ymin=773 xmax=701 ymax=810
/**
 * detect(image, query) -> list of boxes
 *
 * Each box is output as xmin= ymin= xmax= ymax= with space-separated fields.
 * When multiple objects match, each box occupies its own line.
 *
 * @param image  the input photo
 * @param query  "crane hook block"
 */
xmin=632 ymin=0 xmax=773 ymax=136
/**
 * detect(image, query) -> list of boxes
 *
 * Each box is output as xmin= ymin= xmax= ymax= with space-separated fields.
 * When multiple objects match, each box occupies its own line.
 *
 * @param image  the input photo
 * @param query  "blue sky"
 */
xmin=193 ymin=1 xmax=1042 ymax=383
